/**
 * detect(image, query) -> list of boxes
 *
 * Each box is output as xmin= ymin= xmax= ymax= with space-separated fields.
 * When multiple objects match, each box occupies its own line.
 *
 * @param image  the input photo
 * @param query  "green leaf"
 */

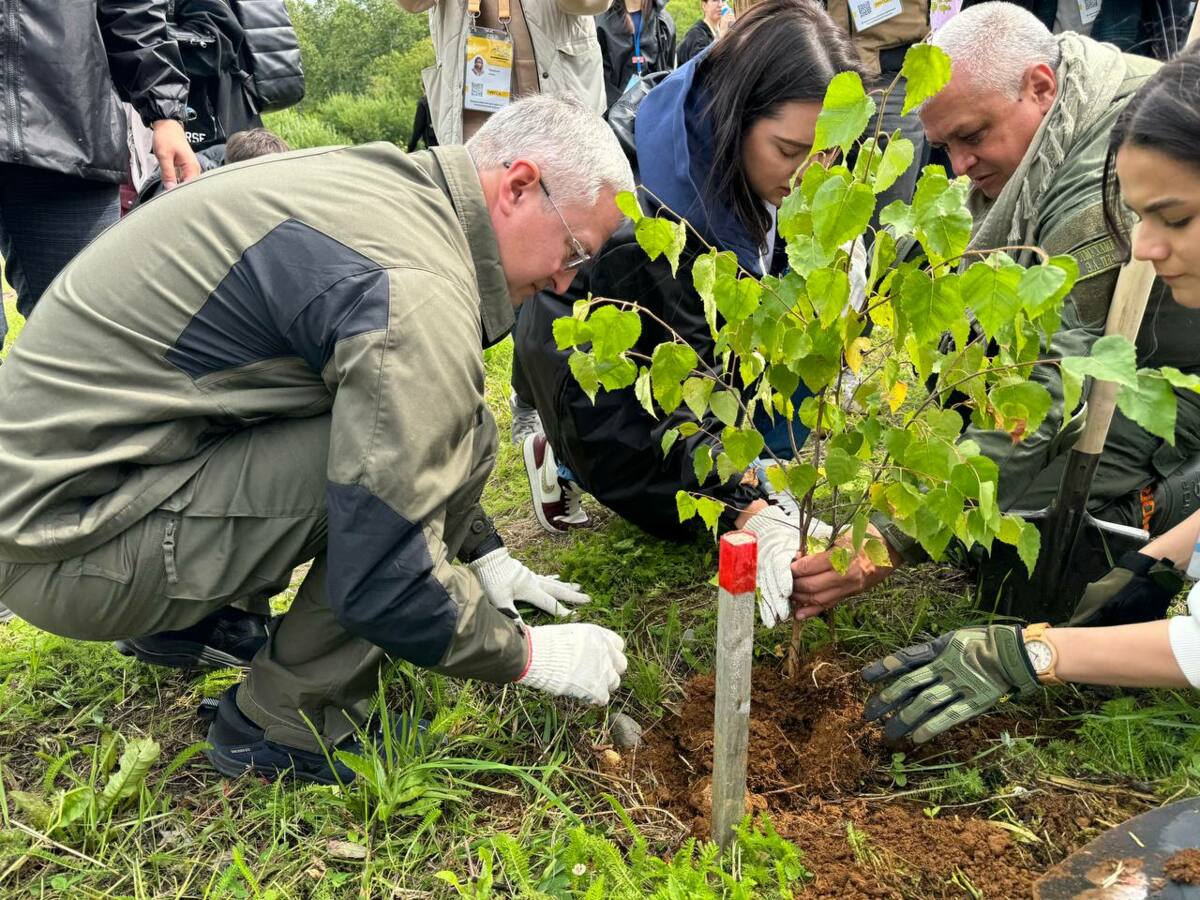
xmin=811 ymin=175 xmax=876 ymax=253
xmin=634 ymin=217 xmax=687 ymax=275
xmin=898 ymin=269 xmax=959 ymax=343
xmin=98 ymin=738 xmax=160 ymax=815
xmin=568 ymin=351 xmax=599 ymax=402
xmin=920 ymin=409 xmax=964 ymax=443
xmin=693 ymin=445 xmax=715 ymax=485
xmin=694 ymin=497 xmax=723 ymax=532
xmin=999 ymin=515 xmax=1042 ymax=575
xmin=778 ymin=187 xmax=812 ymax=240
xmin=950 ymin=456 xmax=999 ymax=499
xmin=879 ymin=199 xmax=916 ymax=237
xmin=715 ymin=275 xmax=762 ymax=323
xmin=676 ymin=491 xmax=697 ymax=521
xmin=762 ymin=463 xmax=787 ymax=494
xmin=1159 ymin=366 xmax=1200 ymax=392
xmin=874 ymin=136 xmax=915 ymax=195
xmin=634 ymin=367 xmax=654 ymax=417
xmin=990 ymin=381 xmax=1053 ymax=435
xmin=886 ymin=482 xmax=922 ymax=518
xmin=902 ymin=441 xmax=954 ymax=481
xmin=900 ymin=44 xmax=953 ymax=115
xmin=812 ymin=71 xmax=876 ymax=155
xmin=924 ymin=484 xmax=964 ymax=525
xmin=1117 ymin=371 xmax=1177 ymax=444
xmin=587 ymin=305 xmax=642 ymax=359
xmin=716 ymin=452 xmax=739 ymax=484
xmin=1061 ymin=335 xmax=1138 ymax=388
xmin=552 ymin=316 xmax=590 ymax=350
xmin=722 ymin=427 xmax=764 ymax=471
xmin=911 ymin=169 xmax=972 ymax=260
xmin=650 ymin=343 xmax=698 ymax=414
xmin=807 ymin=267 xmax=851 ymax=327
xmin=787 ymin=462 xmax=819 ymax=499
xmin=682 ymin=376 xmax=714 ymax=419
xmin=786 ymin=235 xmax=834 ymax=277
xmin=961 ymin=258 xmax=1021 ymax=340
xmin=870 ymin=230 xmax=897 ymax=288
xmin=661 ymin=427 xmax=679 ymax=456
xmin=595 ymin=357 xmax=637 ymax=391
xmin=615 ymin=190 xmax=643 ymax=222
xmin=1017 ymin=262 xmax=1068 ymax=317
xmin=710 ymin=390 xmax=739 ymax=427
xmin=1061 ymin=366 xmax=1083 ymax=428
xmin=824 ymin=447 xmax=861 ymax=486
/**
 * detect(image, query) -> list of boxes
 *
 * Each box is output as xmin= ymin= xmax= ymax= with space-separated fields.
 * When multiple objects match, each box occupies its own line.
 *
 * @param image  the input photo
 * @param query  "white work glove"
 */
xmin=517 ymin=623 xmax=628 ymax=704
xmin=468 ymin=548 xmax=590 ymax=623
xmin=742 ymin=506 xmax=833 ymax=627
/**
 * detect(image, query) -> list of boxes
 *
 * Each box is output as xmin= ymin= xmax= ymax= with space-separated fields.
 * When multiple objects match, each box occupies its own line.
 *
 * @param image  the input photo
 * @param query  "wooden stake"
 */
xmin=712 ymin=530 xmax=757 ymax=852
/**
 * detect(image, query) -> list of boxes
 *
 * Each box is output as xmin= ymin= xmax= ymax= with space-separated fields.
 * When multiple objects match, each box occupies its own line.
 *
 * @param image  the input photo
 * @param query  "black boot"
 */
xmin=115 ymin=606 xmax=272 ymax=669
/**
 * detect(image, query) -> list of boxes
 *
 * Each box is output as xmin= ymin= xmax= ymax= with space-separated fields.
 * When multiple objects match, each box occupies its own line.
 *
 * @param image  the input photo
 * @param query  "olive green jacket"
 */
xmin=0 ymin=143 xmax=529 ymax=682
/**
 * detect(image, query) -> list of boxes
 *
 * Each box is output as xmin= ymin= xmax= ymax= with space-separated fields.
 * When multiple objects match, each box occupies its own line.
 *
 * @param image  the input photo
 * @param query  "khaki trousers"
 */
xmin=0 ymin=415 xmax=387 ymax=752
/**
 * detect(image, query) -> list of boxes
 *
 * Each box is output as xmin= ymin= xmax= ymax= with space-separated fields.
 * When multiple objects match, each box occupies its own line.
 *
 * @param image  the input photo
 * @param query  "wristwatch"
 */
xmin=1022 ymin=622 xmax=1062 ymax=685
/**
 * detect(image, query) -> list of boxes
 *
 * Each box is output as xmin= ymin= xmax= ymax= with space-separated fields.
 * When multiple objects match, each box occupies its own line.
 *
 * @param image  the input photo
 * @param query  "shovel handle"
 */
xmin=1074 ymin=254 xmax=1157 ymax=455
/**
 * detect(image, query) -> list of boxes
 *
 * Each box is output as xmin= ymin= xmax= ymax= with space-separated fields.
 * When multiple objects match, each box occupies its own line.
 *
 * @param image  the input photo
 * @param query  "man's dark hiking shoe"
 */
xmin=203 ymin=687 xmax=431 ymax=785
xmin=204 ymin=687 xmax=355 ymax=785
xmin=115 ymin=607 xmax=271 ymax=670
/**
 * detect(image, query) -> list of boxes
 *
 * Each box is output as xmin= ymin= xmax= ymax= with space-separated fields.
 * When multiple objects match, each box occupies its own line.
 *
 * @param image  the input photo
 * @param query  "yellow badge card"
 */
xmin=464 ymin=26 xmax=513 ymax=114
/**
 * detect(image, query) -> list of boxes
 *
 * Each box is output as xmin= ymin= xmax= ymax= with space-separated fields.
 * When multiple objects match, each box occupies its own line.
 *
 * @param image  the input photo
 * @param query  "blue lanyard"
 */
xmin=632 ymin=15 xmax=643 ymax=75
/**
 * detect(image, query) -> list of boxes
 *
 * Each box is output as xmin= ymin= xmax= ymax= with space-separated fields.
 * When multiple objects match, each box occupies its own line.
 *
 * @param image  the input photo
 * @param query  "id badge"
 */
xmin=464 ymin=26 xmax=513 ymax=113
xmin=848 ymin=0 xmax=903 ymax=31
xmin=1076 ymin=0 xmax=1101 ymax=26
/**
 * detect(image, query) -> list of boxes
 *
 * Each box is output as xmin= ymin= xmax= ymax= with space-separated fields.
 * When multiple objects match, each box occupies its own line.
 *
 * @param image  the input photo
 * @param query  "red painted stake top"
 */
xmin=719 ymin=531 xmax=758 ymax=595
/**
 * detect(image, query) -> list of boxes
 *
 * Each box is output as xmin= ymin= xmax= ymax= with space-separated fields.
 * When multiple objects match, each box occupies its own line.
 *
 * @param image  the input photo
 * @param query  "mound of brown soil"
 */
xmin=1165 ymin=848 xmax=1200 ymax=885
xmin=628 ymin=655 xmax=1140 ymax=899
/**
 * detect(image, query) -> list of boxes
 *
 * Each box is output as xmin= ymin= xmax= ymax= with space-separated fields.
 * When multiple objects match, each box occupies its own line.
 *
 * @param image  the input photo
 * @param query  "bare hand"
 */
xmin=789 ymin=536 xmax=895 ymax=620
xmin=152 ymin=119 xmax=201 ymax=190
xmin=718 ymin=10 xmax=734 ymax=34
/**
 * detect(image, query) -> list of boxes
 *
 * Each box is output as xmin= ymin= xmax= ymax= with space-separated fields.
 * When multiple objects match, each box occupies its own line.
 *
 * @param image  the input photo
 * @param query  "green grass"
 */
xmin=0 ymin=324 xmax=1199 ymax=897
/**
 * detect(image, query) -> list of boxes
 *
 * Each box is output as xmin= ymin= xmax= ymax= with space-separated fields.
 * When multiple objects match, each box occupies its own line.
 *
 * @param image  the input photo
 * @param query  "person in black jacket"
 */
xmin=0 ymin=2 xmax=198 ymax=336
xmin=0 ymin=0 xmax=198 ymax=624
xmin=514 ymin=0 xmax=865 ymax=629
xmin=595 ymin=0 xmax=678 ymax=109
xmin=677 ymin=0 xmax=730 ymax=64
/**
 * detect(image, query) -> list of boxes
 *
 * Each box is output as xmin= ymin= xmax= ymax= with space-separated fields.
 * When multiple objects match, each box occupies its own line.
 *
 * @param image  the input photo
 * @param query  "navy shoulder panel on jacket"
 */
xmin=165 ymin=219 xmax=390 ymax=378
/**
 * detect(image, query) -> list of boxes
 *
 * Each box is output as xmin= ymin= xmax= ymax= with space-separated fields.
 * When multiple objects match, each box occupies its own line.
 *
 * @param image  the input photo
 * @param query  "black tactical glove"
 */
xmin=1068 ymin=550 xmax=1183 ymax=628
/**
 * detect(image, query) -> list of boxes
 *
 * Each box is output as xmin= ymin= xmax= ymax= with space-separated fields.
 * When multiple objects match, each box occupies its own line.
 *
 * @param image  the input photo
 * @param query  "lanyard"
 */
xmin=468 ymin=0 xmax=510 ymax=22
xmin=632 ymin=16 xmax=643 ymax=74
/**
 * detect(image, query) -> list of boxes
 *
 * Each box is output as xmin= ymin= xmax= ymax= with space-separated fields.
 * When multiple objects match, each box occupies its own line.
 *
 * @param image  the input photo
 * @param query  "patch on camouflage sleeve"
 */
xmin=1070 ymin=237 xmax=1123 ymax=282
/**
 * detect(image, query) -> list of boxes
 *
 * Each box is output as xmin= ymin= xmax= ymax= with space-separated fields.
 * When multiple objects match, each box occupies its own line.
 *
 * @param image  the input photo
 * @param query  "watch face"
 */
xmin=1026 ymin=639 xmax=1053 ymax=674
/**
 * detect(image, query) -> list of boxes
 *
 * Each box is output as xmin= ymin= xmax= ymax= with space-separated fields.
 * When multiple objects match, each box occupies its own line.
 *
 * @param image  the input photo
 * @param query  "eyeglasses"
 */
xmin=503 ymin=161 xmax=593 ymax=271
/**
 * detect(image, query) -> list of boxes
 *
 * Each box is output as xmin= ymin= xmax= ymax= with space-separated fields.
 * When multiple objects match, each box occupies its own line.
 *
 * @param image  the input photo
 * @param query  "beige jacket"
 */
xmin=396 ymin=0 xmax=606 ymax=145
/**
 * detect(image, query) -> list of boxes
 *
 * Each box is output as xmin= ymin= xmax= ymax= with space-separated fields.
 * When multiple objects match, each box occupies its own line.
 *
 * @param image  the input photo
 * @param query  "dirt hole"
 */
xmin=627 ymin=654 xmax=1143 ymax=899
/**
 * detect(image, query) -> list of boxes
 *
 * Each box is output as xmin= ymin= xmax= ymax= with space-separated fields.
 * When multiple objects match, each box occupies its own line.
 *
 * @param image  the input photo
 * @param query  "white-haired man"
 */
xmin=0 ymin=95 xmax=634 ymax=784
xmin=792 ymin=3 xmax=1200 ymax=624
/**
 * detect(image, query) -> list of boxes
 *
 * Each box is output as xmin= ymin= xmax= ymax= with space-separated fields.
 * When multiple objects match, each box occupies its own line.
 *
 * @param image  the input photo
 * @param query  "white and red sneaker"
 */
xmin=523 ymin=433 xmax=591 ymax=534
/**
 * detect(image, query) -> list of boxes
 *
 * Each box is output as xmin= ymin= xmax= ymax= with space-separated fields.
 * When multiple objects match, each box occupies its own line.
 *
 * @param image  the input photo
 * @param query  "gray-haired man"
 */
xmin=0 ymin=95 xmax=634 ymax=783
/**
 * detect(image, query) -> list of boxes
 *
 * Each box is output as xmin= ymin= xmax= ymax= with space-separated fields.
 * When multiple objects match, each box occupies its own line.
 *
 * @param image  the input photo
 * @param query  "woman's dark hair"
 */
xmin=695 ymin=0 xmax=864 ymax=249
xmin=1102 ymin=44 xmax=1200 ymax=257
xmin=607 ymin=0 xmax=657 ymax=31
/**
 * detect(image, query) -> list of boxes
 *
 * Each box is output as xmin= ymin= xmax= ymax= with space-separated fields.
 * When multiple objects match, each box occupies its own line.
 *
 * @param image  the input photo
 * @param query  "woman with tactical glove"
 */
xmin=863 ymin=45 xmax=1200 ymax=745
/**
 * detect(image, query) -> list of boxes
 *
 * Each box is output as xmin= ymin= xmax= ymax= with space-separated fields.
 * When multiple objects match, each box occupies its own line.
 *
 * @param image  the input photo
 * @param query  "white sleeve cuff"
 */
xmin=1169 ymin=583 xmax=1200 ymax=688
